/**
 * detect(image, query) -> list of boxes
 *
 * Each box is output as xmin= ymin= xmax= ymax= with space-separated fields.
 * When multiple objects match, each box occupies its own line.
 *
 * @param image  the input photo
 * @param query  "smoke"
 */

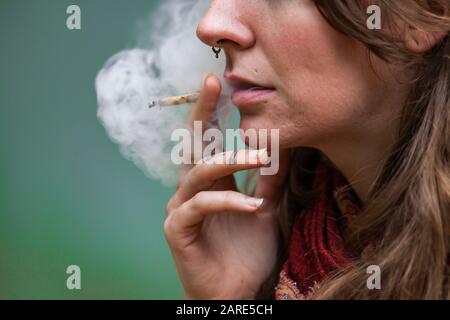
xmin=95 ymin=0 xmax=233 ymax=186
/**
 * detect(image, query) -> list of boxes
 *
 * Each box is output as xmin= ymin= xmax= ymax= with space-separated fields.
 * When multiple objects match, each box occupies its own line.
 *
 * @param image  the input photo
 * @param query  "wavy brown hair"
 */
xmin=256 ymin=0 xmax=450 ymax=299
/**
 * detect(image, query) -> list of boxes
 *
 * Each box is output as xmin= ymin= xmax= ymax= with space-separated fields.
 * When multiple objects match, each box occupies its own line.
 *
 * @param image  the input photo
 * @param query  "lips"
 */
xmin=231 ymin=87 xmax=276 ymax=107
xmin=224 ymin=73 xmax=276 ymax=108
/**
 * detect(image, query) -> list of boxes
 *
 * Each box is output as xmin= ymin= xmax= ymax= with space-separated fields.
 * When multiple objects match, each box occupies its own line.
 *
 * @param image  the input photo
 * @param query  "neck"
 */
xmin=319 ymin=114 xmax=402 ymax=203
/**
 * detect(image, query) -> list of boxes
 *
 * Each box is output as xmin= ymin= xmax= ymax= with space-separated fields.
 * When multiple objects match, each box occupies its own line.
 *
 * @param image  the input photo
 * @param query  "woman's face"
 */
xmin=197 ymin=0 xmax=405 ymax=150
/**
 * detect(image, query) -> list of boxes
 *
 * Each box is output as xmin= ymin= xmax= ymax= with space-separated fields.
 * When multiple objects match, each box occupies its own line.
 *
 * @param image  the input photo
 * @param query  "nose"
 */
xmin=196 ymin=1 xmax=255 ymax=50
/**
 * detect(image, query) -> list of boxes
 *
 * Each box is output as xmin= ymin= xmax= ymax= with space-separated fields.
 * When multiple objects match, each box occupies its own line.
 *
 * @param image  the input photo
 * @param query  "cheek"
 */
xmin=266 ymin=9 xmax=380 ymax=133
xmin=240 ymin=3 xmax=396 ymax=148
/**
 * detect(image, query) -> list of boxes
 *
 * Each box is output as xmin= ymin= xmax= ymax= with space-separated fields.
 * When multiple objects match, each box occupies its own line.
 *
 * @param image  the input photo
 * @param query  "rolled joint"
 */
xmin=149 ymin=92 xmax=200 ymax=108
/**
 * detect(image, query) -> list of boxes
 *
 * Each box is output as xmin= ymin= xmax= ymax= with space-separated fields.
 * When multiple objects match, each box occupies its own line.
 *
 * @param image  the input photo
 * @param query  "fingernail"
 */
xmin=258 ymin=148 xmax=269 ymax=164
xmin=248 ymin=149 xmax=260 ymax=164
xmin=202 ymin=72 xmax=213 ymax=87
xmin=246 ymin=197 xmax=264 ymax=208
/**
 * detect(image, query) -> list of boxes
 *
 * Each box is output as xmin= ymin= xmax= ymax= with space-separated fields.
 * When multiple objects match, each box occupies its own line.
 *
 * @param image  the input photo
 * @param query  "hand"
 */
xmin=164 ymin=74 xmax=290 ymax=300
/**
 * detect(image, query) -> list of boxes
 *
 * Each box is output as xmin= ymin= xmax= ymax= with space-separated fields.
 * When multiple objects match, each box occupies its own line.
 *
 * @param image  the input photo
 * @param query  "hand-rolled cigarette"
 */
xmin=149 ymin=92 xmax=200 ymax=108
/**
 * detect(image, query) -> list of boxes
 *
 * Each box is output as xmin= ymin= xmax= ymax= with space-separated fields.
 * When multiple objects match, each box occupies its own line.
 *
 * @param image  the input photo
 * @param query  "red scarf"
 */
xmin=275 ymin=160 xmax=362 ymax=300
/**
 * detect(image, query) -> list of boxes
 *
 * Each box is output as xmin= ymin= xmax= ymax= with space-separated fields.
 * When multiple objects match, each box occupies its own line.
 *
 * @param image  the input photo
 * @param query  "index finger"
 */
xmin=179 ymin=73 xmax=222 ymax=182
xmin=172 ymin=149 xmax=269 ymax=208
xmin=187 ymin=73 xmax=221 ymax=130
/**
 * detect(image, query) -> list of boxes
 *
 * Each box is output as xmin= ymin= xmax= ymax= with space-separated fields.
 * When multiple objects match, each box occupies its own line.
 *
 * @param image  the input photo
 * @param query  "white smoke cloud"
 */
xmin=95 ymin=0 xmax=233 ymax=186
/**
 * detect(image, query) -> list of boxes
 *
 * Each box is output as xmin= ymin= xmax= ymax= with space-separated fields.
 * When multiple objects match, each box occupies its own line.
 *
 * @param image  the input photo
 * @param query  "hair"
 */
xmin=256 ymin=0 xmax=450 ymax=299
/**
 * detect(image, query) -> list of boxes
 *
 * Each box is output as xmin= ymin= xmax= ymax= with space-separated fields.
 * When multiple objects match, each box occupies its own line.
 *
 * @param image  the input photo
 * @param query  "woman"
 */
xmin=165 ymin=0 xmax=450 ymax=299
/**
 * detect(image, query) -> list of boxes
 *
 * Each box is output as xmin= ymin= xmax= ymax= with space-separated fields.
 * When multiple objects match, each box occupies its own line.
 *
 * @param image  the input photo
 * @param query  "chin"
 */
xmin=239 ymin=115 xmax=265 ymax=133
xmin=238 ymin=116 xmax=281 ymax=150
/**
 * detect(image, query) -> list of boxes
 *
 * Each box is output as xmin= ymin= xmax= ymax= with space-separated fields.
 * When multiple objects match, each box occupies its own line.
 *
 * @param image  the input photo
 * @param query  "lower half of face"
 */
xmin=234 ymin=1 xmax=402 ymax=151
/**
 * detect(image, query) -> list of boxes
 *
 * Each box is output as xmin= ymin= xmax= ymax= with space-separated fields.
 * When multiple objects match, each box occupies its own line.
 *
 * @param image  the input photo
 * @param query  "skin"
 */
xmin=165 ymin=0 xmax=440 ymax=299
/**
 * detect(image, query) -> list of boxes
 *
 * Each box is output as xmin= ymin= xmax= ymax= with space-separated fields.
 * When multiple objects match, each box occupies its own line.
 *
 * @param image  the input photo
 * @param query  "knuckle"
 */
xmin=166 ymin=203 xmax=172 ymax=215
xmin=190 ymin=191 xmax=207 ymax=210
xmin=163 ymin=216 xmax=173 ymax=241
xmin=163 ymin=213 xmax=179 ymax=245
xmin=166 ymin=198 xmax=176 ymax=215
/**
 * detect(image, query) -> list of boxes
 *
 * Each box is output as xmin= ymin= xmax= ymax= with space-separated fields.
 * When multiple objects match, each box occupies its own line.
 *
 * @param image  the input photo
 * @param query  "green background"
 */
xmin=0 ymin=0 xmax=187 ymax=299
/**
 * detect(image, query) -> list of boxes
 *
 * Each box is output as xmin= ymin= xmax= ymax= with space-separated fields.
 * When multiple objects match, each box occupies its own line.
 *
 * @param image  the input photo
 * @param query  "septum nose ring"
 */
xmin=212 ymin=40 xmax=223 ymax=59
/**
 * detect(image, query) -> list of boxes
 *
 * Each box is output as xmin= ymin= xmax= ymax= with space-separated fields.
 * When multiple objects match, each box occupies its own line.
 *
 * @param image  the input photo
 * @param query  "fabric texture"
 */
xmin=275 ymin=160 xmax=362 ymax=300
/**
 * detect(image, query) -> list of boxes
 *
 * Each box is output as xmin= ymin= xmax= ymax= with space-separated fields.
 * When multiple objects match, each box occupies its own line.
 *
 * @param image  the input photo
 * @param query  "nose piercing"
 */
xmin=212 ymin=41 xmax=222 ymax=59
xmin=212 ymin=46 xmax=221 ymax=59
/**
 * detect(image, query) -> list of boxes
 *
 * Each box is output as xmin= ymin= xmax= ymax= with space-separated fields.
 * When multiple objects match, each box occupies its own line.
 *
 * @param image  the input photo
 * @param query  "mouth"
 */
xmin=224 ymin=73 xmax=276 ymax=108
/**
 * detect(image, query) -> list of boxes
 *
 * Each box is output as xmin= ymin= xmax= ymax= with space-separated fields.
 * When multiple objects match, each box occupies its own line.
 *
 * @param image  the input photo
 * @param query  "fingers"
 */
xmin=170 ymin=149 xmax=269 ymax=210
xmin=188 ymin=73 xmax=221 ymax=129
xmin=165 ymin=190 xmax=264 ymax=242
xmin=179 ymin=73 xmax=222 ymax=183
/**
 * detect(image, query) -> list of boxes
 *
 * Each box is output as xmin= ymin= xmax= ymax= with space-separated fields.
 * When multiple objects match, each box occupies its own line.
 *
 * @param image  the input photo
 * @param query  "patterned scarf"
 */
xmin=275 ymin=160 xmax=362 ymax=300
